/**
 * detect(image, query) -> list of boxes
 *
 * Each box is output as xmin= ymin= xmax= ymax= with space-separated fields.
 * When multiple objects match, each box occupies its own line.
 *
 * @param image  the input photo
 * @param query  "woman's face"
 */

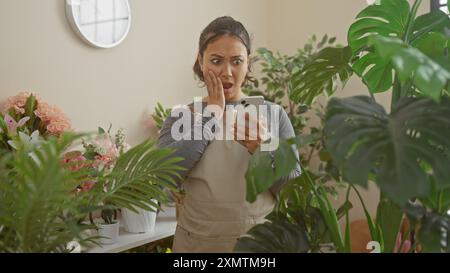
xmin=198 ymin=34 xmax=249 ymax=102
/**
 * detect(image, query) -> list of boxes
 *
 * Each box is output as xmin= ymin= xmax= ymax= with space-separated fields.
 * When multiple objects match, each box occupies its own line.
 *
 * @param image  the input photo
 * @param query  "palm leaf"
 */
xmin=0 ymin=133 xmax=99 ymax=252
xmin=104 ymin=139 xmax=184 ymax=213
xmin=290 ymin=47 xmax=353 ymax=105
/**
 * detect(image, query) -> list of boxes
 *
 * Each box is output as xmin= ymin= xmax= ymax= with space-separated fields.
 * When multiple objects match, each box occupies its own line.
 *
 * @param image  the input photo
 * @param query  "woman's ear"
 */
xmin=197 ymin=53 xmax=203 ymax=71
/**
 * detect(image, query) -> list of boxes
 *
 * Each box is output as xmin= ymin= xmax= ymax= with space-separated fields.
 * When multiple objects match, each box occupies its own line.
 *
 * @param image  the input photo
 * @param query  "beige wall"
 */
xmin=0 ymin=0 xmax=269 ymax=145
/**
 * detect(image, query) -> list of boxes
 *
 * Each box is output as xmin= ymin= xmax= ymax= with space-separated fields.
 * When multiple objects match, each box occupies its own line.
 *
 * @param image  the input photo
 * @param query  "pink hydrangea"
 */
xmin=1 ymin=91 xmax=38 ymax=115
xmin=2 ymin=92 xmax=72 ymax=136
xmin=35 ymin=102 xmax=72 ymax=136
xmin=46 ymin=119 xmax=72 ymax=136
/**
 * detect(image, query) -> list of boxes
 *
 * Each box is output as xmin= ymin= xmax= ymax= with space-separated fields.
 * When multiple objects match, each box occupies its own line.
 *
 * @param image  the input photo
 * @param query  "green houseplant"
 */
xmin=237 ymin=0 xmax=450 ymax=253
xmin=241 ymin=37 xmax=351 ymax=252
xmin=0 ymin=129 xmax=185 ymax=252
xmin=243 ymin=34 xmax=339 ymax=135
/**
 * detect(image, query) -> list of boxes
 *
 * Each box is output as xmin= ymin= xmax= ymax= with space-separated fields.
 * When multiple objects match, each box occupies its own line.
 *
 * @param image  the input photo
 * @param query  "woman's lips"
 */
xmin=223 ymin=83 xmax=234 ymax=94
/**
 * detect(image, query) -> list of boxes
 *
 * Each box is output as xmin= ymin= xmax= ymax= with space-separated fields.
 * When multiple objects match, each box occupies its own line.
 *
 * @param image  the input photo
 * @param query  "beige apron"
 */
xmin=172 ymin=110 xmax=276 ymax=253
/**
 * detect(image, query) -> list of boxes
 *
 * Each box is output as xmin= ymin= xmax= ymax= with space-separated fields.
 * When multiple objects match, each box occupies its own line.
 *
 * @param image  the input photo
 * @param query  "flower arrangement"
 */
xmin=0 ymin=92 xmax=72 ymax=150
xmin=62 ymin=126 xmax=131 ymax=224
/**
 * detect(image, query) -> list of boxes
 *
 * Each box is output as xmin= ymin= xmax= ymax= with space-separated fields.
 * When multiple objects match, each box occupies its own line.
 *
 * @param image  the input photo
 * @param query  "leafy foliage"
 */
xmin=324 ymin=96 xmax=450 ymax=204
xmin=369 ymin=35 xmax=450 ymax=101
xmin=243 ymin=0 xmax=450 ymax=253
xmin=234 ymin=212 xmax=310 ymax=253
xmin=290 ymin=46 xmax=353 ymax=105
xmin=243 ymin=34 xmax=338 ymax=135
xmin=102 ymin=139 xmax=185 ymax=214
xmin=152 ymin=103 xmax=172 ymax=131
xmin=0 ymin=134 xmax=99 ymax=252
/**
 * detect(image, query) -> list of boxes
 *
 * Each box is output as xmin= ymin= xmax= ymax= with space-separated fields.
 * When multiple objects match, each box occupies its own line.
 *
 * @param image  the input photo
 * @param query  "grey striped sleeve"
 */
xmin=157 ymin=105 xmax=218 ymax=186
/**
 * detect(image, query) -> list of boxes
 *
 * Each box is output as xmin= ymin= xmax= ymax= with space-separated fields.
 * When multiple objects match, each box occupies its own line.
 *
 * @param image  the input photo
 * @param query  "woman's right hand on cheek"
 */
xmin=204 ymin=70 xmax=225 ymax=119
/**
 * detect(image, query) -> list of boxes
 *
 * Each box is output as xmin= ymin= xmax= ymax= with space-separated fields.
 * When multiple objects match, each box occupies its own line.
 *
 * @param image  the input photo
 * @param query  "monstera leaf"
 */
xmin=410 ymin=10 xmax=450 ymax=45
xmin=348 ymin=0 xmax=449 ymax=94
xmin=370 ymin=35 xmax=450 ymax=101
xmin=348 ymin=0 xmax=411 ymax=54
xmin=324 ymin=96 xmax=450 ymax=204
xmin=234 ymin=213 xmax=310 ymax=253
xmin=289 ymin=46 xmax=353 ymax=105
xmin=349 ymin=0 xmax=412 ymax=93
xmin=245 ymin=138 xmax=298 ymax=203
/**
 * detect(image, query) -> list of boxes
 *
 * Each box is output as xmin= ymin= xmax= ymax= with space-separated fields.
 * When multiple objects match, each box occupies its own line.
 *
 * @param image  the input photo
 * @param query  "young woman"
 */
xmin=157 ymin=16 xmax=301 ymax=253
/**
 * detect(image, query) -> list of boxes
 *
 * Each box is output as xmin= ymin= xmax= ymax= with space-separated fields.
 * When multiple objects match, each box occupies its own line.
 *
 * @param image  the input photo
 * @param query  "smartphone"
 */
xmin=238 ymin=96 xmax=265 ymax=108
xmin=234 ymin=96 xmax=265 ymax=123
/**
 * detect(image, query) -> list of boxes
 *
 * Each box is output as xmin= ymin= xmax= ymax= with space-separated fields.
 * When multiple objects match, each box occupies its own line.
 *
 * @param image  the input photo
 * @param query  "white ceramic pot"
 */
xmin=122 ymin=202 xmax=157 ymax=234
xmin=98 ymin=221 xmax=120 ymax=244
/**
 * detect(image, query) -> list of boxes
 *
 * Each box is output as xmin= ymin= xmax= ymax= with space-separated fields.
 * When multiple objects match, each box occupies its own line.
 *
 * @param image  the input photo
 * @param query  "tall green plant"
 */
xmin=244 ymin=34 xmax=339 ymax=135
xmin=241 ymin=0 xmax=450 ymax=253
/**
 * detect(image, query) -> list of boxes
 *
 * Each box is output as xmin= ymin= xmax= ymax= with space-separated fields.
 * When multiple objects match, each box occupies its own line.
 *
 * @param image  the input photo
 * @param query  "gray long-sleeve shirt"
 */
xmin=157 ymin=100 xmax=301 ymax=197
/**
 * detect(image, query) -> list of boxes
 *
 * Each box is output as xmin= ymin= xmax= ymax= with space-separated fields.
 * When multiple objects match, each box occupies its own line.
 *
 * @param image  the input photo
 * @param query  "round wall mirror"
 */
xmin=65 ymin=0 xmax=131 ymax=48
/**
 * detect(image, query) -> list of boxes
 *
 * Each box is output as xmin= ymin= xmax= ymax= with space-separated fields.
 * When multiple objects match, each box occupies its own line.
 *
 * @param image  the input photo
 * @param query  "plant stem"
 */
xmin=344 ymin=185 xmax=352 ymax=253
xmin=438 ymin=190 xmax=443 ymax=214
xmin=303 ymin=167 xmax=344 ymax=252
xmin=392 ymin=0 xmax=422 ymax=109
xmin=402 ymin=0 xmax=422 ymax=44
xmin=351 ymin=184 xmax=381 ymax=248
xmin=391 ymin=76 xmax=402 ymax=112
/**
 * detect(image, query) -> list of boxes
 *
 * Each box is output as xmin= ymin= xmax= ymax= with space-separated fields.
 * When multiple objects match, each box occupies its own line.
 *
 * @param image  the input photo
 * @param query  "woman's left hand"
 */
xmin=233 ymin=112 xmax=267 ymax=155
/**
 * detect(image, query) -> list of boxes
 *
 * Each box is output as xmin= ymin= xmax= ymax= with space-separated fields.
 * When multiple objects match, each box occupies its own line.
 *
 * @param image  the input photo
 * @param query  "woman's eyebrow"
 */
xmin=210 ymin=54 xmax=244 ymax=58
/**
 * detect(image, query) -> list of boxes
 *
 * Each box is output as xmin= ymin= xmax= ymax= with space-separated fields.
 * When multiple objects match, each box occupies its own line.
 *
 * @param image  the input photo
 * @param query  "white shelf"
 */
xmin=86 ymin=206 xmax=177 ymax=253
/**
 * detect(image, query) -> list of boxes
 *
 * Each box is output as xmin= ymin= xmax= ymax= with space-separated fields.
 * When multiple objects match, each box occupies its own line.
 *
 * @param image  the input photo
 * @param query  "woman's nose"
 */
xmin=221 ymin=63 xmax=233 ymax=77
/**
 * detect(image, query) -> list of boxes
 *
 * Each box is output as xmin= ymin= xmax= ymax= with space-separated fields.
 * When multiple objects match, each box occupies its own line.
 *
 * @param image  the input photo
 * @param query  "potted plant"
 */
xmin=67 ymin=126 xmax=184 ymax=243
xmin=121 ymin=198 xmax=158 ymax=234
xmin=0 ymin=133 xmax=101 ymax=252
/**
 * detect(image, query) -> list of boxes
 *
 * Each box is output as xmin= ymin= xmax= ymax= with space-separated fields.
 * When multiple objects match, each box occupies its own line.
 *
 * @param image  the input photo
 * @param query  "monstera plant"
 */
xmin=238 ymin=0 xmax=450 ymax=253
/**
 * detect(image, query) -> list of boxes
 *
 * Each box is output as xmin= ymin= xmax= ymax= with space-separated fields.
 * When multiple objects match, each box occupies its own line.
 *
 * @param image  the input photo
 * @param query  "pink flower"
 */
xmin=1 ymin=92 xmax=38 ymax=115
xmin=62 ymin=151 xmax=87 ymax=172
xmin=2 ymin=92 xmax=72 ymax=137
xmin=80 ymin=180 xmax=95 ymax=192
xmin=93 ymin=155 xmax=115 ymax=168
xmin=94 ymin=134 xmax=119 ymax=159
xmin=394 ymin=232 xmax=412 ymax=253
xmin=4 ymin=114 xmax=30 ymax=133
xmin=35 ymin=102 xmax=72 ymax=136
xmin=47 ymin=119 xmax=72 ymax=136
